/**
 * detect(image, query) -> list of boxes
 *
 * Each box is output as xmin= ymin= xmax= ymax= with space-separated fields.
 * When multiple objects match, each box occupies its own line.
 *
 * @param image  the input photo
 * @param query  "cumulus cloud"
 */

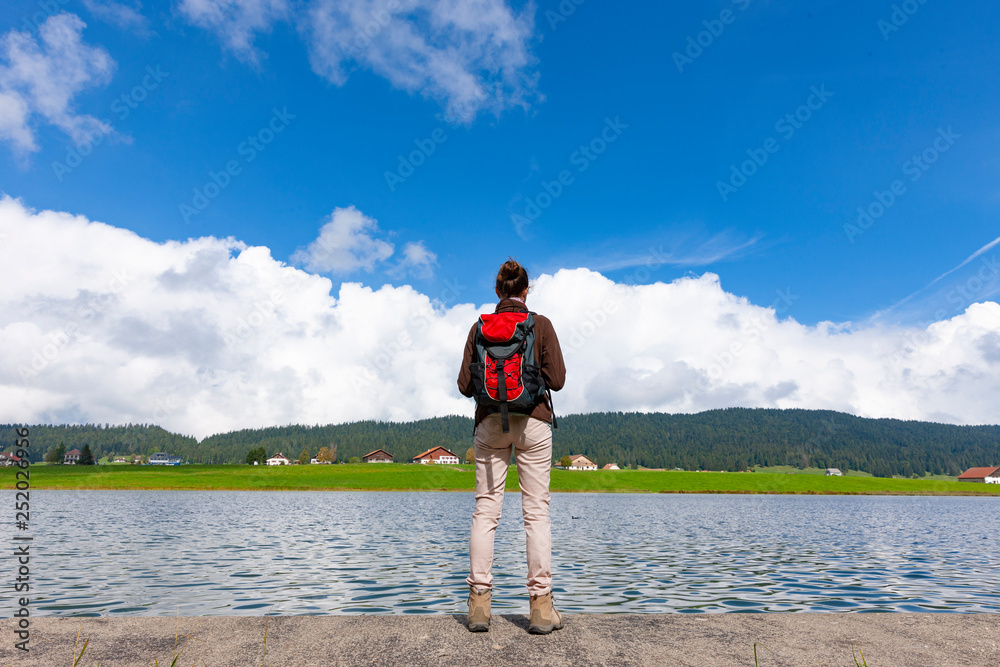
xmin=290 ymin=205 xmax=395 ymax=274
xmin=3 ymin=196 xmax=1000 ymax=439
xmin=176 ymin=0 xmax=538 ymax=122
xmin=304 ymin=0 xmax=537 ymax=121
xmin=0 ymin=13 xmax=116 ymax=156
xmin=82 ymin=0 xmax=152 ymax=35
xmin=176 ymin=0 xmax=290 ymax=63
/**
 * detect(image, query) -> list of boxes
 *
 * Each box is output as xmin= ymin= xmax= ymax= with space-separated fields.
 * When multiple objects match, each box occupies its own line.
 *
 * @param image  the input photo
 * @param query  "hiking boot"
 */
xmin=528 ymin=591 xmax=564 ymax=634
xmin=467 ymin=586 xmax=491 ymax=632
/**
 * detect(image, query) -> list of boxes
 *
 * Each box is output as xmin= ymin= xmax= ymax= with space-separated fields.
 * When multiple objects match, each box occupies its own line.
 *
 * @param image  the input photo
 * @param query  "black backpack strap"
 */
xmin=547 ymin=387 xmax=557 ymax=429
xmin=497 ymin=353 xmax=510 ymax=433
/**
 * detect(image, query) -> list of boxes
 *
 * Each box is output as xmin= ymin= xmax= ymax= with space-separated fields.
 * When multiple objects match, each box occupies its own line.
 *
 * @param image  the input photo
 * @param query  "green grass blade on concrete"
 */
xmin=71 ymin=627 xmax=88 ymax=667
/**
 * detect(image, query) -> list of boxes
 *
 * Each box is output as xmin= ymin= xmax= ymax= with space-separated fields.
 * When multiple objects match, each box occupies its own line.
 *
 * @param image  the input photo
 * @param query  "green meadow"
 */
xmin=8 ymin=463 xmax=1000 ymax=495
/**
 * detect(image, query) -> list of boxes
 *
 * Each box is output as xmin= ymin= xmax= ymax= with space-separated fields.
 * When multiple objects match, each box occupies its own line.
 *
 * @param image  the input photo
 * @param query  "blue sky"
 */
xmin=2 ymin=0 xmax=996 ymax=325
xmin=2 ymin=0 xmax=999 ymax=434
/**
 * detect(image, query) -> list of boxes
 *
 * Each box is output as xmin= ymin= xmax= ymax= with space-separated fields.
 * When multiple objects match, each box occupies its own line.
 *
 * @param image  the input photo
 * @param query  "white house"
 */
xmin=568 ymin=455 xmax=597 ymax=470
xmin=267 ymin=452 xmax=291 ymax=466
xmin=64 ymin=448 xmax=82 ymax=464
xmin=363 ymin=449 xmax=393 ymax=463
xmin=149 ymin=453 xmax=182 ymax=465
xmin=825 ymin=468 xmax=842 ymax=476
xmin=602 ymin=463 xmax=620 ymax=470
xmin=958 ymin=466 xmax=1000 ymax=483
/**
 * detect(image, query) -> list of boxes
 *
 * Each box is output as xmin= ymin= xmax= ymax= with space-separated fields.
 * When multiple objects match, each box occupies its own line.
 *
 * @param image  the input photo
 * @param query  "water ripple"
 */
xmin=2 ymin=491 xmax=999 ymax=616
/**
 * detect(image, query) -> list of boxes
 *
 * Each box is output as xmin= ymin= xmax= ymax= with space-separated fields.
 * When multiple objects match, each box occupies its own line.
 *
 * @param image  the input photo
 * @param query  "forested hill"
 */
xmin=3 ymin=424 xmax=197 ymax=462
xmin=5 ymin=408 xmax=1000 ymax=477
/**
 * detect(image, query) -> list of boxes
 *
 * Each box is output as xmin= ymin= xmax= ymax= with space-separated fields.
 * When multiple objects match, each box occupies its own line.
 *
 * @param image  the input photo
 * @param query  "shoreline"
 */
xmin=9 ymin=465 xmax=1000 ymax=496
xmin=16 ymin=485 xmax=1000 ymax=496
xmin=4 ymin=613 xmax=998 ymax=666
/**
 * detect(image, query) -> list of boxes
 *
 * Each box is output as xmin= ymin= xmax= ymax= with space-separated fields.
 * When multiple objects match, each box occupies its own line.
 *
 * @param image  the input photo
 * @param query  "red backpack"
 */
xmin=468 ymin=310 xmax=555 ymax=433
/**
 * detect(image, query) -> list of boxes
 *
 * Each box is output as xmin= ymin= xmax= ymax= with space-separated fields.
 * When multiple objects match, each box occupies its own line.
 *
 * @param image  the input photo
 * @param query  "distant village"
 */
xmin=255 ymin=448 xmax=613 ymax=469
xmin=2 ymin=445 xmax=998 ymax=482
xmin=0 ymin=448 xmax=182 ymax=466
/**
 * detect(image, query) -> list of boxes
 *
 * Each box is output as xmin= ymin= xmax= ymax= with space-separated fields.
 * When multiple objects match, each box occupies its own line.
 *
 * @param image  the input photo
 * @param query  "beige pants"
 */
xmin=467 ymin=413 xmax=553 ymax=596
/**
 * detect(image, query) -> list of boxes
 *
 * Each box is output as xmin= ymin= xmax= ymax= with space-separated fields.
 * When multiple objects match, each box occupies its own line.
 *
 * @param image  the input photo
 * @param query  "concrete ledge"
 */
xmin=2 ymin=613 xmax=999 ymax=666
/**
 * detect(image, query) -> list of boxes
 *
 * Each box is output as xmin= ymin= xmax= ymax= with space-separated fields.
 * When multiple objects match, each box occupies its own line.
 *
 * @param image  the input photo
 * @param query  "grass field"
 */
xmin=6 ymin=463 xmax=1000 ymax=495
xmin=751 ymin=465 xmax=960 ymax=481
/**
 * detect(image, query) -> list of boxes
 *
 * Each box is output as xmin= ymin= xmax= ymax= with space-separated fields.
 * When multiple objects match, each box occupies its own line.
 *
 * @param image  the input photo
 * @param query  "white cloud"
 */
xmin=82 ymin=0 xmax=152 ymax=35
xmin=0 ymin=13 xmax=116 ymax=156
xmin=176 ymin=0 xmax=290 ymax=63
xmin=391 ymin=240 xmax=437 ymax=278
xmin=291 ymin=205 xmax=395 ymax=274
xmin=304 ymin=0 xmax=537 ymax=121
xmin=0 ymin=90 xmax=34 ymax=153
xmin=3 ymin=196 xmax=1000 ymax=439
xmin=176 ymin=0 xmax=538 ymax=122
xmin=529 ymin=270 xmax=1000 ymax=425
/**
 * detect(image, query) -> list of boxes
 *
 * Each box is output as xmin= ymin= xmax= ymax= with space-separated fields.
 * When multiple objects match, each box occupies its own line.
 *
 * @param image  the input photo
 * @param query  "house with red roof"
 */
xmin=363 ymin=449 xmax=393 ymax=463
xmin=64 ymin=448 xmax=82 ymax=464
xmin=958 ymin=467 xmax=1000 ymax=484
xmin=0 ymin=452 xmax=21 ymax=467
xmin=412 ymin=446 xmax=460 ymax=465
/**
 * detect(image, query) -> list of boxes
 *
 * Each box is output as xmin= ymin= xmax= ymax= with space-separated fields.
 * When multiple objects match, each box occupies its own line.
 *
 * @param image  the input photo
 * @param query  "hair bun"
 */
xmin=495 ymin=258 xmax=529 ymax=298
xmin=498 ymin=262 xmax=520 ymax=280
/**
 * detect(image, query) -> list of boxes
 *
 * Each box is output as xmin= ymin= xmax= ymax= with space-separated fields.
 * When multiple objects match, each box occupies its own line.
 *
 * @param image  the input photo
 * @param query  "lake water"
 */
xmin=4 ymin=491 xmax=1000 ymax=616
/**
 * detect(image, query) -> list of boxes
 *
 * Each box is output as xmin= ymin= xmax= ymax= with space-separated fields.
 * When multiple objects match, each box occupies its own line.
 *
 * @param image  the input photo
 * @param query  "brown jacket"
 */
xmin=457 ymin=298 xmax=566 ymax=428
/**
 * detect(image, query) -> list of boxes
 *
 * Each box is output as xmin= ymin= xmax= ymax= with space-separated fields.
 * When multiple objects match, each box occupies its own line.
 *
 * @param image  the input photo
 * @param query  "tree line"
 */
xmin=2 ymin=423 xmax=197 ymax=464
xmin=5 ymin=408 xmax=999 ymax=477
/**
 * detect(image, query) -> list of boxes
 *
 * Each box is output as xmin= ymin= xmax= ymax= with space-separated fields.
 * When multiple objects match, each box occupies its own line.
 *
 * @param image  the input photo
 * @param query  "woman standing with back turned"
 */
xmin=457 ymin=259 xmax=566 ymax=634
